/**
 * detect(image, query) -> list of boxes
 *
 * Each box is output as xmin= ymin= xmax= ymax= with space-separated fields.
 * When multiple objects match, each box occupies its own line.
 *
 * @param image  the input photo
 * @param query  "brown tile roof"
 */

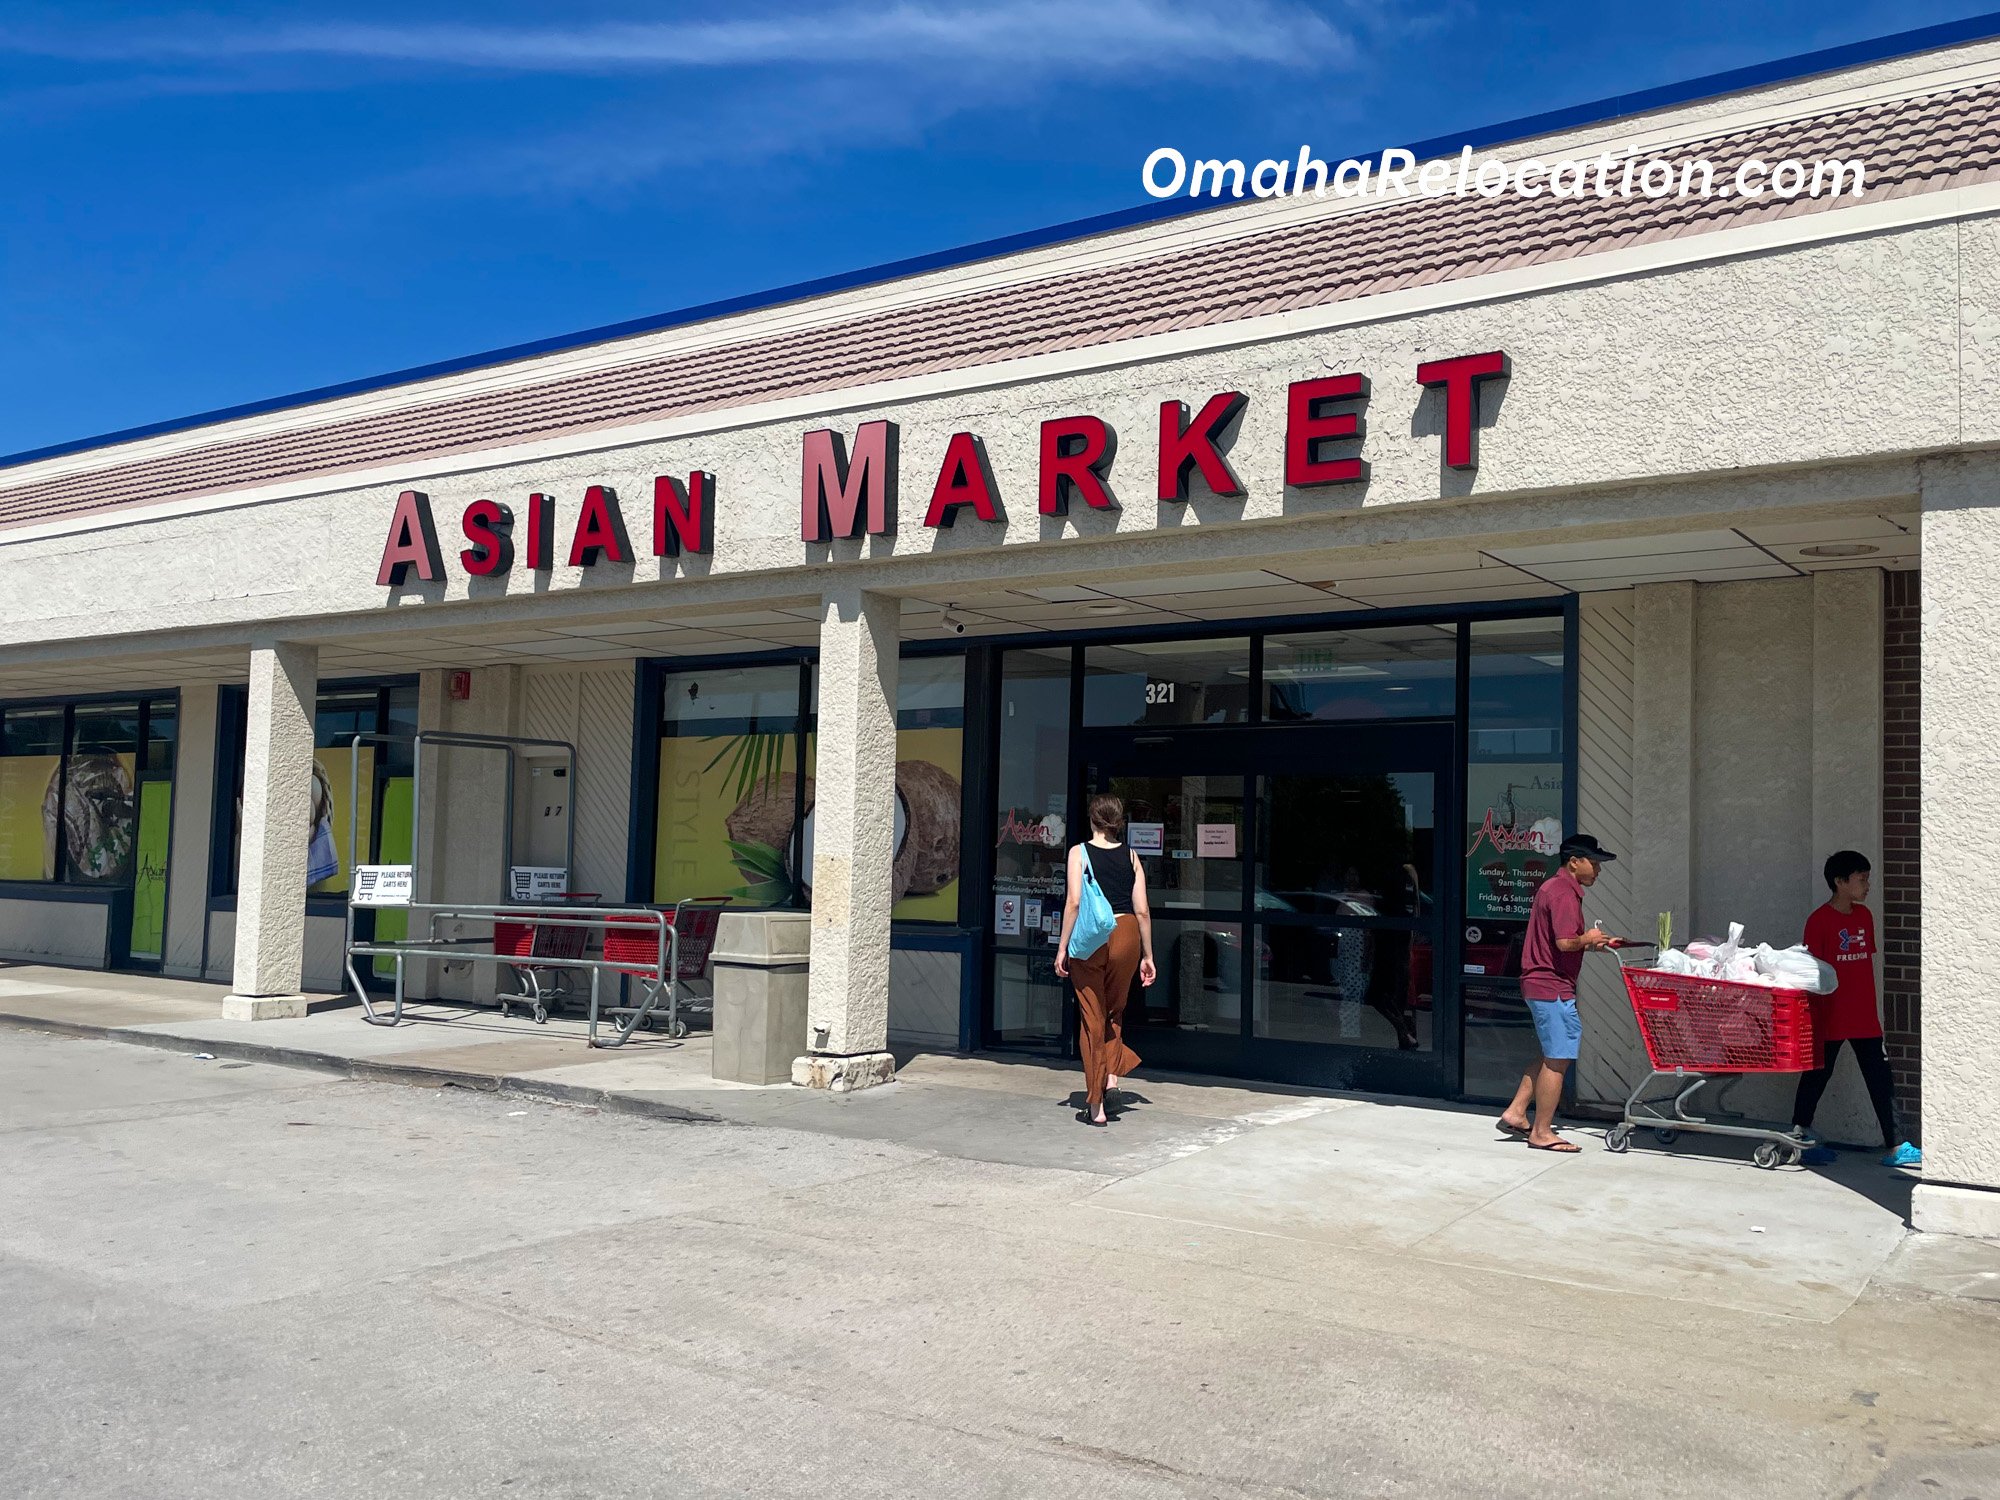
xmin=7 ymin=78 xmax=2000 ymax=533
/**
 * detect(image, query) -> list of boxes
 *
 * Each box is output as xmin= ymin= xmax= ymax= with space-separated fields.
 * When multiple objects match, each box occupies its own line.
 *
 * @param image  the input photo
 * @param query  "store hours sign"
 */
xmin=375 ymin=351 xmax=1510 ymax=587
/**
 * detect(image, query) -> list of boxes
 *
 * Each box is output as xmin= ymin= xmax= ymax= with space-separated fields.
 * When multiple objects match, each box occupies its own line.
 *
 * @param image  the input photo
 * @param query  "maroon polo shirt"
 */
xmin=1520 ymin=867 xmax=1586 ymax=1001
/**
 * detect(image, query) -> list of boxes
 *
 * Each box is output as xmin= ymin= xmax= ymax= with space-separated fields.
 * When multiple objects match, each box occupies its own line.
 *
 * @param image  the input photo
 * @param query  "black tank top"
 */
xmin=1083 ymin=841 xmax=1137 ymax=916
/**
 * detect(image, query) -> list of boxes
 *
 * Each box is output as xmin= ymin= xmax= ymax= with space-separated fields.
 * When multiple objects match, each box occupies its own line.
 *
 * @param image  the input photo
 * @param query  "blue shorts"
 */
xmin=1526 ymin=997 xmax=1582 ymax=1060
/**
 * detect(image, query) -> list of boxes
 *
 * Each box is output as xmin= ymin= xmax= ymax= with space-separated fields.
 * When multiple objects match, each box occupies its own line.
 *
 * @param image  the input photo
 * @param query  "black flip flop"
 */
xmin=1527 ymin=1137 xmax=1581 ymax=1153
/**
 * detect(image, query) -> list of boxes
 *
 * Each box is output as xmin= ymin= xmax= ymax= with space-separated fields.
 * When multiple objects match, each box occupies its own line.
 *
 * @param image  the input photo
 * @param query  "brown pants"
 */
xmin=1071 ymin=914 xmax=1142 ymax=1106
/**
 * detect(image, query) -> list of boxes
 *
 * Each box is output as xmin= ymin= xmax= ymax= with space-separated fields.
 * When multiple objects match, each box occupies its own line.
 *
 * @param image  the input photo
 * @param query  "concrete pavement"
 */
xmin=0 ymin=961 xmax=1964 ymax=1324
xmin=2 ymin=1029 xmax=1998 ymax=1499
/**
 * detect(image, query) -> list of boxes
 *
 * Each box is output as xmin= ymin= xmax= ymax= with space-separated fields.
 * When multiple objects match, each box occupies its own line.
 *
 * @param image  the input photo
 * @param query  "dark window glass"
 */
xmin=1 ymin=706 xmax=64 ymax=757
xmin=1138 ymin=918 xmax=1244 ymax=1036
xmin=1263 ymin=625 xmax=1457 ymax=721
xmin=314 ymin=691 xmax=379 ymax=750
xmin=1104 ymin=769 xmax=1245 ymax=913
xmin=1462 ymin=616 xmax=1569 ymax=1100
xmin=993 ymin=649 xmax=1071 ymax=920
xmin=145 ymin=699 xmax=178 ymax=776
xmin=1083 ymin=639 xmax=1251 ymax=727
xmin=1254 ymin=928 xmax=1435 ymax=1051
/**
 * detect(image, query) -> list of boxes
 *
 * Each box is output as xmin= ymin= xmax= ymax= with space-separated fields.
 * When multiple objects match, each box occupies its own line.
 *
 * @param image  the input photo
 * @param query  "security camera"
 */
xmin=941 ymin=605 xmax=967 ymax=636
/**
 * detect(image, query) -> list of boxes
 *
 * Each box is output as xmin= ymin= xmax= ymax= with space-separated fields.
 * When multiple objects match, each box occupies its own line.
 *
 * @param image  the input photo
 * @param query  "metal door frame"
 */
xmin=1076 ymin=720 xmax=1461 ymax=1098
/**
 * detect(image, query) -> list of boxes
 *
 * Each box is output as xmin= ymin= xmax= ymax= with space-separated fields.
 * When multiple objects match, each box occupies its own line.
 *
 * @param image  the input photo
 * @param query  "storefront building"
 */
xmin=3 ymin=27 xmax=1998 ymax=1232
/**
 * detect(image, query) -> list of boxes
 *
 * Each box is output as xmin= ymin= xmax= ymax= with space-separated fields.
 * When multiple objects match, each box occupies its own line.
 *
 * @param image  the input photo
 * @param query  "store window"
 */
xmin=1083 ymin=638 xmax=1251 ymax=726
xmin=1263 ymin=625 xmax=1458 ymax=721
xmin=991 ymin=647 xmax=1071 ymax=1045
xmin=654 ymin=663 xmax=808 ymax=907
xmin=216 ymin=680 xmax=417 ymax=900
xmin=890 ymin=656 xmax=966 ymax=923
xmin=0 ymin=697 xmax=176 ymax=893
xmin=651 ymin=655 xmax=966 ymax=918
xmin=1460 ymin=617 xmax=1568 ymax=1099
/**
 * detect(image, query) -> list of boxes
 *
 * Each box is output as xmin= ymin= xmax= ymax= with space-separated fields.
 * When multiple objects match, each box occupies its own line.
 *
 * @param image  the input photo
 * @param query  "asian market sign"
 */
xmin=1463 ymin=764 xmax=1564 ymax=923
xmin=376 ymin=352 xmax=1509 ymax=586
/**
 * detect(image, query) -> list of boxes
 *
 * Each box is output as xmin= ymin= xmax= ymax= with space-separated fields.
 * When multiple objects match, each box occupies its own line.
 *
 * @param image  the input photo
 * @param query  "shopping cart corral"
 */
xmin=350 ymin=898 xmax=721 ymax=1047
xmin=1606 ymin=953 xmax=1819 ymax=1168
xmin=333 ymin=727 xmax=725 ymax=1048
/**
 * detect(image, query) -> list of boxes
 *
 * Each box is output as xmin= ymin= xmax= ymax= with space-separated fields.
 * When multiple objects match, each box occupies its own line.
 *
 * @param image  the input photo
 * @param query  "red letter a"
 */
xmin=376 ymin=490 xmax=443 ymax=587
xmin=924 ymin=433 xmax=1003 ymax=528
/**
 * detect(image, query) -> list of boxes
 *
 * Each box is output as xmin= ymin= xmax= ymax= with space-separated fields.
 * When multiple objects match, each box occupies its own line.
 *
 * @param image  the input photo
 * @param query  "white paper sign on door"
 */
xmin=1127 ymin=822 xmax=1165 ymax=855
xmin=1196 ymin=823 xmax=1237 ymax=859
xmin=995 ymin=894 xmax=1022 ymax=937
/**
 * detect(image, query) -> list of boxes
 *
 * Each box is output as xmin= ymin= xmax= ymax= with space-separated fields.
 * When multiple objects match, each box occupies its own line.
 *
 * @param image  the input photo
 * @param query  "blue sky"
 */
xmin=0 ymin=0 xmax=1988 ymax=456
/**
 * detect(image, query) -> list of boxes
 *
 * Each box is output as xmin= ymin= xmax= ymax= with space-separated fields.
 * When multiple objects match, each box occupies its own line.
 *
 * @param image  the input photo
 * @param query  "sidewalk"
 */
xmin=2 ymin=960 xmax=1990 ymax=1325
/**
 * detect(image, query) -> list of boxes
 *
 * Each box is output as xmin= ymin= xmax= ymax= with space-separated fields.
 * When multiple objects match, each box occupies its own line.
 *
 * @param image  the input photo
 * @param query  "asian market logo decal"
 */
xmin=376 ymin=351 xmax=1507 ymax=586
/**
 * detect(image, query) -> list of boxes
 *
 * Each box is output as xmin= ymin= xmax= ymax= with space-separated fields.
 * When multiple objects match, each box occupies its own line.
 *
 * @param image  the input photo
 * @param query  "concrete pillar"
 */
xmin=1913 ymin=457 xmax=2000 ymax=1236
xmin=223 ymin=642 xmax=317 ymax=1019
xmin=432 ymin=665 xmax=522 ymax=1003
xmin=794 ymin=586 xmax=899 ymax=1091
xmin=162 ymin=683 xmax=218 ymax=979
xmin=1631 ymin=582 xmax=1695 ymax=946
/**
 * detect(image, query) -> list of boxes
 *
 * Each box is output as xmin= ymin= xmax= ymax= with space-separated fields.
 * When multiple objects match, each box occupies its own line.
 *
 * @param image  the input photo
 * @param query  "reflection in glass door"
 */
xmin=1103 ymin=767 xmax=1246 ymax=1039
xmin=1083 ymin=723 xmax=1454 ymax=1096
xmin=1255 ymin=770 xmax=1436 ymax=1055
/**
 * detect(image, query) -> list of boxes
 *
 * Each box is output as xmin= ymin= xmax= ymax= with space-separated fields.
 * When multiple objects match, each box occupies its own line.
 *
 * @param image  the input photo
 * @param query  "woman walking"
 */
xmin=1054 ymin=794 xmax=1157 ymax=1126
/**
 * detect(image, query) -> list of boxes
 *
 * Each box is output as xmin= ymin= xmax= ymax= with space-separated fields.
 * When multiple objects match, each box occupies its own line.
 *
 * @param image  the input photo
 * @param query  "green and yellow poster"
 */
xmin=653 ymin=727 xmax=963 ymax=921
xmin=129 ymin=781 xmax=172 ymax=960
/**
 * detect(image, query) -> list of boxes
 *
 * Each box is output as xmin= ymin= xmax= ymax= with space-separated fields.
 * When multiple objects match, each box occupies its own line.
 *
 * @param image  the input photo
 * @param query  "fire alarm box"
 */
xmin=448 ymin=670 xmax=472 ymax=701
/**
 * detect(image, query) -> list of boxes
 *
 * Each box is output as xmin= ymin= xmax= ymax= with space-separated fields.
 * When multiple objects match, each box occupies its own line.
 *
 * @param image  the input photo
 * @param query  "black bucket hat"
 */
xmin=1558 ymin=834 xmax=1617 ymax=863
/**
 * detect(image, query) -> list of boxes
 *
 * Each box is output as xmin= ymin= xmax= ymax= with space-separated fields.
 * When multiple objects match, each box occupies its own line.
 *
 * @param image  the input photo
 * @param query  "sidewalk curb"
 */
xmin=0 ymin=1009 xmax=728 ymax=1127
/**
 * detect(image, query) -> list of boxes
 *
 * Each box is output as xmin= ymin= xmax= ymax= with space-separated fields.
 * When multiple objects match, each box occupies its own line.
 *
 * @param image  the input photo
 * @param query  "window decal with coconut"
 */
xmin=653 ymin=662 xmax=964 ymax=920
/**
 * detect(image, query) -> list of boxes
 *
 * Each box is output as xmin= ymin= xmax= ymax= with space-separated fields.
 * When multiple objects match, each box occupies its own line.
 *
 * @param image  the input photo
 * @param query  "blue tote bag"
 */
xmin=1066 ymin=850 xmax=1118 ymax=961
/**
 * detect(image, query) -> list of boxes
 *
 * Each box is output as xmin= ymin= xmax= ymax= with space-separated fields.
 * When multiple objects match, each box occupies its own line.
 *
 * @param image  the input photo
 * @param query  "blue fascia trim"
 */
xmin=9 ymin=9 xmax=1999 ymax=474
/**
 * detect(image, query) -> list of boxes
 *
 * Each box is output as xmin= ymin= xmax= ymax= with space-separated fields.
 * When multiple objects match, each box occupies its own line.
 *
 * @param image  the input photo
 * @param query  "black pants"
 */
xmin=1791 ymin=1036 xmax=1899 ymax=1147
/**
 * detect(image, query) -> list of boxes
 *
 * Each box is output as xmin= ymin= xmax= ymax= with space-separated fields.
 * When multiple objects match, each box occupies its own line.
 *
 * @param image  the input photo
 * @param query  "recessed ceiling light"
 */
xmin=1082 ymin=602 xmax=1129 ymax=615
xmin=1798 ymin=543 xmax=1880 ymax=559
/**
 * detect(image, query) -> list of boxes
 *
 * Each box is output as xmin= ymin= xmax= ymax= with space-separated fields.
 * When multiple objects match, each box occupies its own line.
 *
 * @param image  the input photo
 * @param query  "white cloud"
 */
xmin=2 ymin=1 xmax=1355 ymax=76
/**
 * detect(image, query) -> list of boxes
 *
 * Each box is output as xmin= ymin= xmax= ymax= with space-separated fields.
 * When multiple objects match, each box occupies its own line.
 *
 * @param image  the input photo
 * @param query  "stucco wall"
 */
xmin=1917 ymin=458 xmax=2000 ymax=1201
xmin=162 ymin=683 xmax=218 ymax=978
xmin=0 ymin=223 xmax=1969 ymax=654
xmin=1584 ymin=574 xmax=1885 ymax=1143
xmin=203 ymin=908 xmax=348 ymax=993
xmin=0 ymin=898 xmax=108 ymax=968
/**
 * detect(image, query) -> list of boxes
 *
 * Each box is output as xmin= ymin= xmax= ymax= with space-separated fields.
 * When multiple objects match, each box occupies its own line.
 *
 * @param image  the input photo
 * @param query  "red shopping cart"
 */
xmin=493 ymin=892 xmax=600 ymax=1024
xmin=1604 ymin=953 xmax=1821 ymax=1168
xmin=592 ymin=897 xmax=731 ymax=1047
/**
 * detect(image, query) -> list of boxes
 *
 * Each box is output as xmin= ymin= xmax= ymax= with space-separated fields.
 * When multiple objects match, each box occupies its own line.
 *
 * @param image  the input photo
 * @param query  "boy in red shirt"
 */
xmin=1792 ymin=850 xmax=1921 ymax=1168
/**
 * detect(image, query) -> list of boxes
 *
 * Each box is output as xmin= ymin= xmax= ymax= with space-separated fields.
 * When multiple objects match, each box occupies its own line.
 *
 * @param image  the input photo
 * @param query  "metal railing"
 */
xmin=346 ymin=900 xmax=682 ymax=1048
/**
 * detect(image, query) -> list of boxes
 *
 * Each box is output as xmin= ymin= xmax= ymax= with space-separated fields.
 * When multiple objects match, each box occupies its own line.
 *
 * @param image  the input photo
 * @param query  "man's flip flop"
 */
xmin=1527 ymin=1138 xmax=1581 ymax=1153
xmin=1496 ymin=1120 xmax=1529 ymax=1137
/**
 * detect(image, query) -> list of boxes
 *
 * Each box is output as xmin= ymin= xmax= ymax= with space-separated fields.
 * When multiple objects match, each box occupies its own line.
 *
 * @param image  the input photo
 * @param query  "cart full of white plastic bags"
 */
xmin=1647 ymin=921 xmax=1837 ymax=993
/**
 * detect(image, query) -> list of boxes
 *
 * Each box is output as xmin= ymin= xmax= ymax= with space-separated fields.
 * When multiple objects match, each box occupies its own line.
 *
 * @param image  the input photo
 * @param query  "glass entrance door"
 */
xmin=1082 ymin=722 xmax=1456 ymax=1097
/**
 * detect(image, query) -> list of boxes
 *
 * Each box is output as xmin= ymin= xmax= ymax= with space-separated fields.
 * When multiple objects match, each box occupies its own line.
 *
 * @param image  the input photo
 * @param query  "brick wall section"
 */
xmin=1881 ymin=569 xmax=1921 ymax=1136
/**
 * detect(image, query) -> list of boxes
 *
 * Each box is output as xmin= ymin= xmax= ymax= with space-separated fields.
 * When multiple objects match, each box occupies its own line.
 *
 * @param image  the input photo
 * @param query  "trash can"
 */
xmin=709 ymin=910 xmax=811 ymax=1084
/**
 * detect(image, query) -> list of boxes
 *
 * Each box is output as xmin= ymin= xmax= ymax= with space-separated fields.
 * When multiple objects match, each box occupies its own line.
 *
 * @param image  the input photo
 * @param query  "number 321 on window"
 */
xmin=1145 ymin=681 xmax=1177 ymax=705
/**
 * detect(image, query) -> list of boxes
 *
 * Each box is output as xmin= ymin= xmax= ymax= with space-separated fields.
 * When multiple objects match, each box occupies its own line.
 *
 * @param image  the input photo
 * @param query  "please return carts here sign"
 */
xmin=509 ymin=867 xmax=570 ymax=902
xmin=352 ymin=865 xmax=414 ymax=907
